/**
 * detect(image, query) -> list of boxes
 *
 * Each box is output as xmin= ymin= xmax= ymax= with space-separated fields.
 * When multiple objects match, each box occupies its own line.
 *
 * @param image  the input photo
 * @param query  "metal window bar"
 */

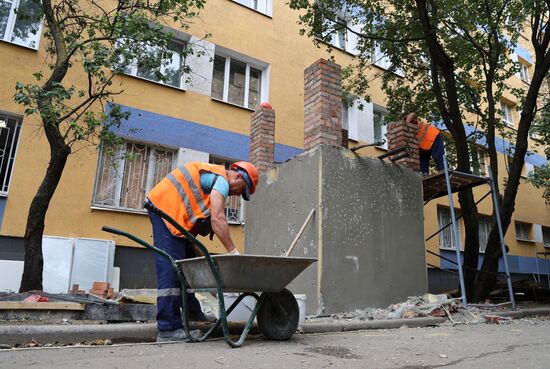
xmin=0 ymin=117 xmax=22 ymax=194
xmin=93 ymin=142 xmax=175 ymax=211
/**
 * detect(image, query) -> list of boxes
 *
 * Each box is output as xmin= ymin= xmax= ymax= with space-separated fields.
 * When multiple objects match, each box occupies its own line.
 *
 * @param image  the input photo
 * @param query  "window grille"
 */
xmin=0 ymin=115 xmax=22 ymax=195
xmin=437 ymin=207 xmax=461 ymax=250
xmin=209 ymin=157 xmax=245 ymax=224
xmin=93 ymin=142 xmax=175 ymax=211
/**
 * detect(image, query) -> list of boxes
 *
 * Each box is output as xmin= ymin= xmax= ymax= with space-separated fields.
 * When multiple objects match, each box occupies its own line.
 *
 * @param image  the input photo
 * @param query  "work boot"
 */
xmin=188 ymin=310 xmax=217 ymax=322
xmin=156 ymin=328 xmax=203 ymax=343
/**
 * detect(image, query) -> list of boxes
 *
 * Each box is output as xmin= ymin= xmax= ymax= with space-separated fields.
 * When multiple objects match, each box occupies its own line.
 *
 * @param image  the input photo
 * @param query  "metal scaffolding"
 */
xmin=423 ymin=155 xmax=516 ymax=309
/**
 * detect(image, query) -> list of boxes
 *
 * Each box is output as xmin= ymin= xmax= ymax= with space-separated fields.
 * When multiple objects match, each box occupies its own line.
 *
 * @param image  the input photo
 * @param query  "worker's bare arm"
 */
xmin=210 ymin=189 xmax=237 ymax=253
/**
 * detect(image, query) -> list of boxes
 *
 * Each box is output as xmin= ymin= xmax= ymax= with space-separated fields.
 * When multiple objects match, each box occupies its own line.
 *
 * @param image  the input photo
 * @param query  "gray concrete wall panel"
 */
xmin=245 ymin=150 xmax=321 ymax=313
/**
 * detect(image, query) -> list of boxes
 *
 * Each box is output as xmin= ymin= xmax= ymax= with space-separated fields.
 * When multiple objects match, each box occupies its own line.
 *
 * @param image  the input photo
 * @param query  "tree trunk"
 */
xmin=19 ymin=124 xmax=70 ymax=292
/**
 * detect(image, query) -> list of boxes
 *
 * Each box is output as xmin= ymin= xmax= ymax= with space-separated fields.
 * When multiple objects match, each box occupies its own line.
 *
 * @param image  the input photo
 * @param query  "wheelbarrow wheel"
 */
xmin=257 ymin=288 xmax=299 ymax=341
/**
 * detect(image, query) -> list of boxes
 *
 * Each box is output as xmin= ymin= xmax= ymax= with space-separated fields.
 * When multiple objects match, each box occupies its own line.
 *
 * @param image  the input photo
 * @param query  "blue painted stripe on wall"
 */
xmin=0 ymin=197 xmax=6 ymax=227
xmin=432 ymin=120 xmax=546 ymax=167
xmin=106 ymin=104 xmax=302 ymax=163
xmin=440 ymin=249 xmax=550 ymax=275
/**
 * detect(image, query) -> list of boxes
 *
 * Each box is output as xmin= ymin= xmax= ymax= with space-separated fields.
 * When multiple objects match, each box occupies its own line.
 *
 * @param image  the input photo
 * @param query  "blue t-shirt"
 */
xmin=200 ymin=173 xmax=229 ymax=199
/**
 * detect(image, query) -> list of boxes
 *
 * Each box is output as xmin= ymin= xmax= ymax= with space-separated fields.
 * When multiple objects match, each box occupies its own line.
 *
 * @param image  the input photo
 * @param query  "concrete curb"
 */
xmin=485 ymin=307 xmax=550 ymax=320
xmin=300 ymin=317 xmax=446 ymax=334
xmin=1 ymin=308 xmax=548 ymax=346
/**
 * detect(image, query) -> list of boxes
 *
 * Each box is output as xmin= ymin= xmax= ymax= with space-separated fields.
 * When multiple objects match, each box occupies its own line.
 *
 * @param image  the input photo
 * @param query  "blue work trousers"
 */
xmin=420 ymin=133 xmax=445 ymax=174
xmin=147 ymin=209 xmax=202 ymax=331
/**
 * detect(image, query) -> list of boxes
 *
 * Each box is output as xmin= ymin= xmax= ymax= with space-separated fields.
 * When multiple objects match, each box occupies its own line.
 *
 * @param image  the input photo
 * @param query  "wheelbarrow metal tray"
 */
xmin=177 ymin=255 xmax=317 ymax=293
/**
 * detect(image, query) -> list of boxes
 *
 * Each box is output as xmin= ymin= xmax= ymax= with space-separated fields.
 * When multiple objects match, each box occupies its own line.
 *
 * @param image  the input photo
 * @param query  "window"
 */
xmin=515 ymin=221 xmax=533 ymax=242
xmin=373 ymin=110 xmax=388 ymax=149
xmin=231 ymin=0 xmax=272 ymax=16
xmin=93 ymin=142 xmax=176 ymax=211
xmin=543 ymin=226 xmax=550 ymax=248
xmin=470 ymin=145 xmax=487 ymax=176
xmin=500 ymin=101 xmax=514 ymax=128
xmin=0 ymin=0 xmax=43 ymax=49
xmin=0 ymin=114 xmax=22 ymax=195
xmin=211 ymin=54 xmax=264 ymax=110
xmin=437 ymin=207 xmax=461 ymax=250
xmin=478 ymin=215 xmax=492 ymax=253
xmin=208 ymin=157 xmax=245 ymax=224
xmin=519 ymin=62 xmax=530 ymax=83
xmin=119 ymin=39 xmax=186 ymax=89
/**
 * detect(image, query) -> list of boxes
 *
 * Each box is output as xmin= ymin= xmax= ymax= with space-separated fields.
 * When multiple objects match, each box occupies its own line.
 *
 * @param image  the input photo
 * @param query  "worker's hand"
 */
xmin=229 ymin=249 xmax=240 ymax=255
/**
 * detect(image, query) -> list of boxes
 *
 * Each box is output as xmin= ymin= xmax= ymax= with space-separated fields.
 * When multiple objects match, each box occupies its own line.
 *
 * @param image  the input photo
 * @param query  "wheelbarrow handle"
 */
xmin=143 ymin=201 xmax=213 ymax=260
xmin=102 ymin=226 xmax=176 ymax=264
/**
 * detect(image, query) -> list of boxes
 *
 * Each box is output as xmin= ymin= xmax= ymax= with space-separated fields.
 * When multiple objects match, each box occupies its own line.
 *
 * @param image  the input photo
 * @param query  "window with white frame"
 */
xmin=543 ymin=226 xmax=550 ymax=248
xmin=0 ymin=114 xmax=22 ymax=195
xmin=519 ymin=62 xmax=530 ymax=83
xmin=500 ymin=101 xmax=515 ymax=128
xmin=208 ymin=157 xmax=245 ymax=224
xmin=470 ymin=145 xmax=487 ymax=176
xmin=211 ymin=53 xmax=264 ymax=110
xmin=93 ymin=141 xmax=176 ymax=211
xmin=478 ymin=215 xmax=492 ymax=253
xmin=231 ymin=0 xmax=272 ymax=16
xmin=437 ymin=206 xmax=461 ymax=250
xmin=118 ymin=39 xmax=186 ymax=89
xmin=373 ymin=110 xmax=388 ymax=149
xmin=0 ymin=0 xmax=42 ymax=49
xmin=515 ymin=221 xmax=533 ymax=242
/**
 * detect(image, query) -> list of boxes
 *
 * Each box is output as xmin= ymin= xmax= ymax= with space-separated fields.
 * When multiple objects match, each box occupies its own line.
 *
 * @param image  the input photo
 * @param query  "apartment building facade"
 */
xmin=0 ymin=0 xmax=548 ymax=291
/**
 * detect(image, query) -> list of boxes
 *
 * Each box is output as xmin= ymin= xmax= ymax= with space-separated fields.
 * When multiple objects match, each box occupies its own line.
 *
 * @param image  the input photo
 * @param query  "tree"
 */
xmin=289 ymin=0 xmax=550 ymax=300
xmin=14 ymin=0 xmax=206 ymax=292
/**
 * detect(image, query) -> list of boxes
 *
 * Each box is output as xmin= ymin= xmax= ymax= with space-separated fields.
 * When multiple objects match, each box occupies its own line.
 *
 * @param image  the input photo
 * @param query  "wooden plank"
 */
xmin=0 ymin=302 xmax=85 ymax=311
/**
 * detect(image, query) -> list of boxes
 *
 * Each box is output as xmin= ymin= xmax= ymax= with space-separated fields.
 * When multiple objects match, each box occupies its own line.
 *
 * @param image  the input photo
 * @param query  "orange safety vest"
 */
xmin=147 ymin=162 xmax=228 ymax=237
xmin=416 ymin=119 xmax=440 ymax=151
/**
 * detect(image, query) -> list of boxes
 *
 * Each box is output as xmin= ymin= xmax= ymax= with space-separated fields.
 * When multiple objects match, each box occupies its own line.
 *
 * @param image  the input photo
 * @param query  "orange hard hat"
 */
xmin=231 ymin=161 xmax=260 ymax=200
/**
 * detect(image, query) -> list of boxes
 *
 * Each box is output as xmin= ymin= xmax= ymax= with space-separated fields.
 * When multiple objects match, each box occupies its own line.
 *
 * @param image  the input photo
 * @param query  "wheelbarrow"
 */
xmin=102 ymin=202 xmax=316 ymax=348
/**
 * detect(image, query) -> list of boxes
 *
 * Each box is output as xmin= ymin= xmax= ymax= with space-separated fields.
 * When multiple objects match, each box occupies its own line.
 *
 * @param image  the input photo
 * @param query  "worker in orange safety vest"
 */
xmin=405 ymin=112 xmax=445 ymax=175
xmin=145 ymin=161 xmax=259 ymax=342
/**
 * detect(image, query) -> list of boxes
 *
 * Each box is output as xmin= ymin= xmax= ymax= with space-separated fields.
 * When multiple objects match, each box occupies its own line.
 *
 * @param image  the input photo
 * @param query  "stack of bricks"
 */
xmin=89 ymin=281 xmax=114 ymax=299
xmin=304 ymin=59 xmax=343 ymax=151
xmin=387 ymin=118 xmax=420 ymax=172
xmin=249 ymin=105 xmax=275 ymax=173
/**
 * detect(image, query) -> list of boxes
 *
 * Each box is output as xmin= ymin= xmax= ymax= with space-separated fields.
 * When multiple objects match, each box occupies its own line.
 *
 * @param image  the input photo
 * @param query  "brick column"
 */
xmin=249 ymin=104 xmax=275 ymax=172
xmin=304 ymin=59 xmax=342 ymax=151
xmin=387 ymin=119 xmax=420 ymax=172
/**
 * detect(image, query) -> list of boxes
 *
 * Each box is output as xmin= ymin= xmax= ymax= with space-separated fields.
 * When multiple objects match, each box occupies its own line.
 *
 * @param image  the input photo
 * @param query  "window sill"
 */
xmin=118 ymin=72 xmax=187 ymax=92
xmin=0 ymin=39 xmax=40 ymax=51
xmin=211 ymin=97 xmax=256 ymax=112
xmin=516 ymin=238 xmax=536 ymax=243
xmin=91 ymin=205 xmax=147 ymax=215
